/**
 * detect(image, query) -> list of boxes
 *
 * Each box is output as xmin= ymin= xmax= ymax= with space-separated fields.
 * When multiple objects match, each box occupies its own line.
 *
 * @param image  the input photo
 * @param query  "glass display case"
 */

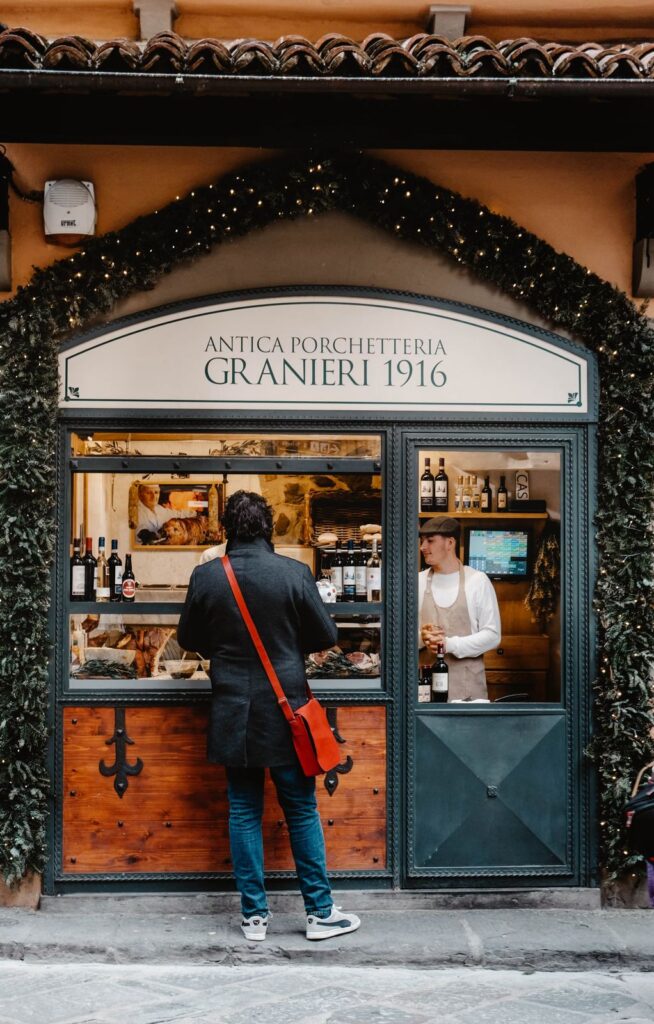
xmin=65 ymin=431 xmax=384 ymax=693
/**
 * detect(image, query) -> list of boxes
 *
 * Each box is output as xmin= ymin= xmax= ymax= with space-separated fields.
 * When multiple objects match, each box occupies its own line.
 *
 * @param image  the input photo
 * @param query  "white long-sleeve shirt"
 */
xmin=418 ymin=565 xmax=501 ymax=659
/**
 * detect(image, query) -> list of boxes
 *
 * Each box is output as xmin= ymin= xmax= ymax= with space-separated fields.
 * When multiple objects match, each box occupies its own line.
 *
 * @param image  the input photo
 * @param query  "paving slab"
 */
xmin=0 ymin=966 xmax=653 ymax=1024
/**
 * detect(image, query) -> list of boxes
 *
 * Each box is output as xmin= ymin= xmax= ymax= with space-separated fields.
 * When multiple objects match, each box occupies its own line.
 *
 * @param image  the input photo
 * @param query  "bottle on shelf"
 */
xmin=434 ymin=457 xmax=449 ymax=512
xmin=471 ymin=477 xmax=481 ymax=513
xmin=366 ymin=536 xmax=382 ymax=602
xmin=420 ymin=457 xmax=435 ymax=512
xmin=355 ymin=543 xmax=367 ymax=600
xmin=108 ymin=539 xmax=123 ymax=602
xmin=497 ymin=475 xmax=508 ymax=512
xmin=454 ymin=476 xmax=464 ymax=514
xmin=95 ymin=537 xmax=110 ymax=602
xmin=418 ymin=665 xmax=432 ymax=704
xmin=343 ymin=539 xmax=357 ymax=602
xmin=331 ymin=546 xmax=344 ymax=601
xmin=481 ymin=475 xmax=492 ymax=513
xmin=462 ymin=476 xmax=472 ymax=514
xmin=70 ymin=538 xmax=85 ymax=602
xmin=82 ymin=537 xmax=97 ymax=601
xmin=431 ymin=642 xmax=449 ymax=703
xmin=121 ymin=553 xmax=136 ymax=602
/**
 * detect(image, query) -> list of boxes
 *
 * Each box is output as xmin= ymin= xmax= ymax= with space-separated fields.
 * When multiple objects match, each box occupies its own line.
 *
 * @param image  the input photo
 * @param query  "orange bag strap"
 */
xmin=631 ymin=760 xmax=654 ymax=798
xmin=220 ymin=555 xmax=296 ymax=725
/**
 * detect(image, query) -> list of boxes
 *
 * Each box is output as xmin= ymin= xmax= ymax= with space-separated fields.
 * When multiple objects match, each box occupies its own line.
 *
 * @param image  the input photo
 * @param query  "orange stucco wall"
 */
xmin=0 ymin=0 xmax=652 ymax=42
xmin=1 ymin=143 xmax=649 ymax=305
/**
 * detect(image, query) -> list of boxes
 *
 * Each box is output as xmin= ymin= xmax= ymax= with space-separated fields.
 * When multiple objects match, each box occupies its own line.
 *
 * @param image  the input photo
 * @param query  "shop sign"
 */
xmin=59 ymin=293 xmax=591 ymax=413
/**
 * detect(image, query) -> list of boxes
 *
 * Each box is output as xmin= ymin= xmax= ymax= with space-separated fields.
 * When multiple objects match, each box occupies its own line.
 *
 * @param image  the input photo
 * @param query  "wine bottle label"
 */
xmin=331 ymin=566 xmax=343 ymax=593
xmin=96 ymin=586 xmax=110 ymax=600
xmin=420 ymin=481 xmax=433 ymax=498
xmin=434 ymin=482 xmax=447 ymax=498
xmin=463 ymin=495 xmax=472 ymax=510
xmin=355 ymin=566 xmax=367 ymax=595
xmin=418 ymin=684 xmax=431 ymax=703
xmin=366 ymin=567 xmax=382 ymax=601
xmin=343 ymin=566 xmax=356 ymax=586
xmin=121 ymin=578 xmax=136 ymax=600
xmin=498 ymin=493 xmax=507 ymax=509
xmin=71 ymin=566 xmax=85 ymax=595
xmin=114 ymin=567 xmax=123 ymax=594
xmin=481 ymin=493 xmax=490 ymax=508
xmin=432 ymin=672 xmax=448 ymax=693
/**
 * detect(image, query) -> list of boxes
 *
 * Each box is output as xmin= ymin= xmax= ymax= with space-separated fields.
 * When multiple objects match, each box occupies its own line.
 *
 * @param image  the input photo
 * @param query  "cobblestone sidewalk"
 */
xmin=0 ymin=964 xmax=653 ymax=1024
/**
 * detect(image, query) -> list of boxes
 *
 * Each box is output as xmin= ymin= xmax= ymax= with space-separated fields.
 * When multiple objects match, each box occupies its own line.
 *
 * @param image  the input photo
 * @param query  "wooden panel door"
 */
xmin=61 ymin=705 xmax=386 ymax=875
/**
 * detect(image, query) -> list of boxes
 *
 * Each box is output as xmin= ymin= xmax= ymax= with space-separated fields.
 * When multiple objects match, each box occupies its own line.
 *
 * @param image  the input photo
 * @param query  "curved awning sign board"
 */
xmin=59 ymin=290 xmax=596 ymax=417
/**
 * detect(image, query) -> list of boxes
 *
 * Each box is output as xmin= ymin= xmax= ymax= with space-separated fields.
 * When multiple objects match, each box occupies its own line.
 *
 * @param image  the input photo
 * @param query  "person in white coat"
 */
xmin=419 ymin=515 xmax=501 ymax=701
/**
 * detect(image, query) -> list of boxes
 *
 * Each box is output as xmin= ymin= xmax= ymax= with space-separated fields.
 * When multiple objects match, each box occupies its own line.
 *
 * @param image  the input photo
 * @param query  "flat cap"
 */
xmin=418 ymin=515 xmax=460 ymax=537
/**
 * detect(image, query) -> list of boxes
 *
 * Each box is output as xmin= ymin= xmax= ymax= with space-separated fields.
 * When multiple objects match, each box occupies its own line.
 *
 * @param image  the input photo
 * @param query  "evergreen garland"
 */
xmin=0 ymin=151 xmax=653 ymax=885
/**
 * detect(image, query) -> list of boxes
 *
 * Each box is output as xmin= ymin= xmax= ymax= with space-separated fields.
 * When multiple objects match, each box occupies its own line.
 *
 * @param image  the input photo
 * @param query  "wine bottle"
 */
xmin=95 ymin=537 xmax=110 ymax=602
xmin=497 ymin=475 xmax=508 ymax=512
xmin=472 ymin=477 xmax=481 ymax=513
xmin=434 ymin=457 xmax=449 ymax=511
xmin=420 ymin=457 xmax=435 ymax=512
xmin=331 ymin=547 xmax=344 ymax=601
xmin=343 ymin=539 xmax=357 ymax=602
xmin=70 ymin=538 xmax=85 ymax=602
xmin=366 ymin=536 xmax=382 ymax=602
xmin=355 ymin=543 xmax=367 ymax=600
xmin=462 ymin=476 xmax=472 ymax=513
xmin=108 ymin=539 xmax=123 ymax=602
xmin=418 ymin=666 xmax=431 ymax=704
xmin=121 ymin=553 xmax=136 ymax=602
xmin=82 ymin=537 xmax=97 ymax=601
xmin=481 ymin=475 xmax=492 ymax=513
xmin=454 ymin=475 xmax=464 ymax=514
xmin=431 ymin=642 xmax=449 ymax=703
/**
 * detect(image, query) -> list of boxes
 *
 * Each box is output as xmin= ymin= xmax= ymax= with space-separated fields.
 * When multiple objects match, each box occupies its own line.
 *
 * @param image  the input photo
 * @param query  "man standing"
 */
xmin=419 ymin=516 xmax=501 ymax=701
xmin=177 ymin=490 xmax=361 ymax=942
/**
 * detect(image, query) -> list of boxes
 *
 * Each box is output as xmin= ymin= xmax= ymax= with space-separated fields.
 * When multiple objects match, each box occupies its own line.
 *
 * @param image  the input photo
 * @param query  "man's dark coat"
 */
xmin=177 ymin=536 xmax=337 ymax=766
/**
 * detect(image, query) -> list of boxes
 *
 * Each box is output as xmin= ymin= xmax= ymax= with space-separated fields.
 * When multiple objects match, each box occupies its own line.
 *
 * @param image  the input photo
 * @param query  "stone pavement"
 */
xmin=1 ymin=964 xmax=654 ymax=1024
xmin=0 ymin=894 xmax=653 ymax=971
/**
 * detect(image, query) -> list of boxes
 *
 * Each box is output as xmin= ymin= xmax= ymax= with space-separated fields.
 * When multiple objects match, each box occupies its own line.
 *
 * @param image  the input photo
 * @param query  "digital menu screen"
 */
xmin=466 ymin=529 xmax=529 ymax=578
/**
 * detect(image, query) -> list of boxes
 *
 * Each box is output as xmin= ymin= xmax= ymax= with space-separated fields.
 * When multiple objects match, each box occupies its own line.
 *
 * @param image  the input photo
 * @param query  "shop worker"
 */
xmin=177 ymin=490 xmax=361 ymax=943
xmin=419 ymin=516 xmax=501 ymax=701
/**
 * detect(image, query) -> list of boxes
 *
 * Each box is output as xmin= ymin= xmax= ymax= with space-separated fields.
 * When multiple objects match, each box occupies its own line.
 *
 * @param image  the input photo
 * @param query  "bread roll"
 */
xmin=317 ymin=531 xmax=339 ymax=544
xmin=360 ymin=523 xmax=382 ymax=535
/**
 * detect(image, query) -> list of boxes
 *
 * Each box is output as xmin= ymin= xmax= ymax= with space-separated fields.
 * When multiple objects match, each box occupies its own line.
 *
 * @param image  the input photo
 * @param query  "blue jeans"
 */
xmin=226 ymin=762 xmax=333 ymax=919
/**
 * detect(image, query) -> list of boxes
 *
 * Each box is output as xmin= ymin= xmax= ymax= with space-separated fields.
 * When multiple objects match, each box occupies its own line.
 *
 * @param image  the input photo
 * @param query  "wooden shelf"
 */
xmin=418 ymin=512 xmax=548 ymax=520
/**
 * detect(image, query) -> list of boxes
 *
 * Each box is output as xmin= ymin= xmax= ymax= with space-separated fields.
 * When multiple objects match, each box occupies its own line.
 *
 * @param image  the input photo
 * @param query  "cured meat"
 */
xmin=306 ymin=646 xmax=379 ymax=678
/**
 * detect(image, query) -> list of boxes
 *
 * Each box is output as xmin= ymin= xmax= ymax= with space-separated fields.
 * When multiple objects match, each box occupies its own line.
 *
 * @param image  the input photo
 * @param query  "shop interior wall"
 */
xmin=1 ymin=145 xmax=650 ymax=315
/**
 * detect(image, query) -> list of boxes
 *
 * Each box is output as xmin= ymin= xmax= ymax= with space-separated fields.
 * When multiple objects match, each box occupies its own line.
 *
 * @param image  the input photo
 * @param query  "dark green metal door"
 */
xmin=401 ymin=427 xmax=595 ymax=888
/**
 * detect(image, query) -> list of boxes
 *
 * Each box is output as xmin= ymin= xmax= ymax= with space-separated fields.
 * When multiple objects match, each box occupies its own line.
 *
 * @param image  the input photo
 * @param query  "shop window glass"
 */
xmin=416 ymin=449 xmax=561 ymax=705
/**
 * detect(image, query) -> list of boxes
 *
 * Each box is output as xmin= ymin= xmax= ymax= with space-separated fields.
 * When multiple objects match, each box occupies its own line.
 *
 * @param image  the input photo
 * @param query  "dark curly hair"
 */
xmin=222 ymin=490 xmax=274 ymax=542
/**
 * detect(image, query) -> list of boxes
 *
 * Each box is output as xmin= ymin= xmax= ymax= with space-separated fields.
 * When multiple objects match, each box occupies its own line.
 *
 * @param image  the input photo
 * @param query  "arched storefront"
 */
xmin=50 ymin=286 xmax=597 ymax=893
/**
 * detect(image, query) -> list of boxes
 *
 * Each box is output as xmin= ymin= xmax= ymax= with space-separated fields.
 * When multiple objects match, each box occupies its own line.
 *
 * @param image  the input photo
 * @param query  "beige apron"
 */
xmin=420 ymin=563 xmax=488 ymax=701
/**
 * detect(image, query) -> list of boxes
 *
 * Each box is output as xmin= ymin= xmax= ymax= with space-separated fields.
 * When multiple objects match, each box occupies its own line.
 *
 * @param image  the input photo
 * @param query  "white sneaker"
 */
xmin=241 ymin=912 xmax=270 ymax=941
xmin=306 ymin=905 xmax=361 ymax=941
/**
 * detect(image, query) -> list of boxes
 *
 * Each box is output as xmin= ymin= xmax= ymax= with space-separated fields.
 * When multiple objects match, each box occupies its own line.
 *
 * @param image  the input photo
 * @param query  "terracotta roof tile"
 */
xmin=0 ymin=28 xmax=653 ymax=80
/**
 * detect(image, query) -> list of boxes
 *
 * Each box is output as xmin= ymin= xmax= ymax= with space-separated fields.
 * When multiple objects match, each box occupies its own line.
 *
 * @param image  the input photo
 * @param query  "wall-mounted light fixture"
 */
xmin=0 ymin=155 xmax=11 ymax=291
xmin=633 ymin=163 xmax=654 ymax=298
